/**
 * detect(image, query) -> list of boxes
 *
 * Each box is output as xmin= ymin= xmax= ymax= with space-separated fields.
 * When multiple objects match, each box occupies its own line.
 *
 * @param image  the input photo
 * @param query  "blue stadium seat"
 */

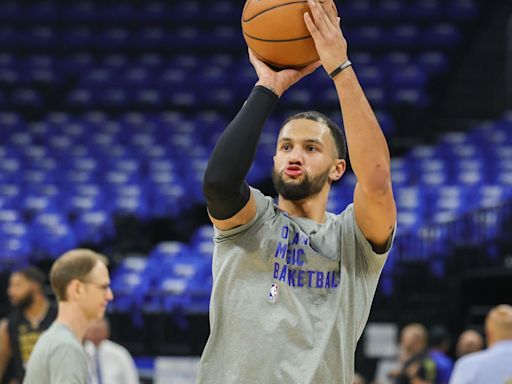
xmin=423 ymin=24 xmax=462 ymax=48
xmin=386 ymin=25 xmax=420 ymax=49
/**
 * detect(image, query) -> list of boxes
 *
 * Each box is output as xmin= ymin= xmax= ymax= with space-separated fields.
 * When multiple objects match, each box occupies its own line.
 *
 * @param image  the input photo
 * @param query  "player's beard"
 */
xmin=13 ymin=291 xmax=34 ymax=310
xmin=272 ymin=166 xmax=331 ymax=201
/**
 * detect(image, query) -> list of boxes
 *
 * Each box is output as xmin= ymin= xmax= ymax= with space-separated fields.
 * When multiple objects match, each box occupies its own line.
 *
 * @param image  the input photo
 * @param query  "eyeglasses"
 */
xmin=79 ymin=280 xmax=111 ymax=293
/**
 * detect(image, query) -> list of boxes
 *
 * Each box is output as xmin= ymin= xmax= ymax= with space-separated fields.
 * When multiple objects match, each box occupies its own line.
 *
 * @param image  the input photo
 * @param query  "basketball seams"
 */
xmin=243 ymin=31 xmax=313 ymax=43
xmin=252 ymin=54 xmax=318 ymax=68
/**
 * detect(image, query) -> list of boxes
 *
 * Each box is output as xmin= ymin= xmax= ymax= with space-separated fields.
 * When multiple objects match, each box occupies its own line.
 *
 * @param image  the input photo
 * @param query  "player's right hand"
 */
xmin=249 ymin=48 xmax=321 ymax=97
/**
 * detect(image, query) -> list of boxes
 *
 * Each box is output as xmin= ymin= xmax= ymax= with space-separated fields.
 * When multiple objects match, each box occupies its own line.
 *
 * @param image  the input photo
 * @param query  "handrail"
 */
xmin=393 ymin=199 xmax=512 ymax=265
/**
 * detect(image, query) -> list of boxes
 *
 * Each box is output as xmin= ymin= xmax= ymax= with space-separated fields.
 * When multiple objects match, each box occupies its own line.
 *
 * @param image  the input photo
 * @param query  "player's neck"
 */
xmin=55 ymin=303 xmax=89 ymax=343
xmin=24 ymin=295 xmax=49 ymax=323
xmin=278 ymin=187 xmax=329 ymax=224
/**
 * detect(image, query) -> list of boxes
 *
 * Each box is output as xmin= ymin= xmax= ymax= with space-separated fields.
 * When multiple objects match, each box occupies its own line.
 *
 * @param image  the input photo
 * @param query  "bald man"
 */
xmin=449 ymin=304 xmax=512 ymax=384
xmin=455 ymin=330 xmax=484 ymax=359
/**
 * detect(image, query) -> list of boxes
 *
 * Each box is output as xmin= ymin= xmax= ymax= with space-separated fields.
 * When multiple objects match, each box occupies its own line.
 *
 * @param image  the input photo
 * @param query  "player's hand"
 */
xmin=304 ymin=0 xmax=348 ymax=74
xmin=249 ymin=48 xmax=321 ymax=97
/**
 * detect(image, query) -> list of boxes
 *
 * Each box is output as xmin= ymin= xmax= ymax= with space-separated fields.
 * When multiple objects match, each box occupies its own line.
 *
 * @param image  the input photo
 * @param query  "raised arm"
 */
xmin=305 ymin=0 xmax=396 ymax=252
xmin=203 ymin=50 xmax=320 ymax=230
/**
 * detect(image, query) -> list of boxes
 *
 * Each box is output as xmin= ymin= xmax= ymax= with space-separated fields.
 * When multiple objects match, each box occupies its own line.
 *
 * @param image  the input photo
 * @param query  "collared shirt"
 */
xmin=449 ymin=340 xmax=512 ymax=384
xmin=84 ymin=340 xmax=140 ymax=384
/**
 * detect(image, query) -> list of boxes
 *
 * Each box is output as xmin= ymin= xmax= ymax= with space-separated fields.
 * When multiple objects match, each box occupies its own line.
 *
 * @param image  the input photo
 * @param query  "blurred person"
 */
xmin=0 ymin=318 xmax=15 ymax=384
xmin=428 ymin=325 xmax=454 ymax=384
xmin=84 ymin=318 xmax=139 ymax=384
xmin=455 ymin=330 xmax=484 ymax=359
xmin=23 ymin=249 xmax=113 ymax=384
xmin=389 ymin=323 xmax=437 ymax=384
xmin=449 ymin=304 xmax=512 ymax=384
xmin=197 ymin=0 xmax=396 ymax=382
xmin=354 ymin=372 xmax=366 ymax=384
xmin=0 ymin=267 xmax=57 ymax=383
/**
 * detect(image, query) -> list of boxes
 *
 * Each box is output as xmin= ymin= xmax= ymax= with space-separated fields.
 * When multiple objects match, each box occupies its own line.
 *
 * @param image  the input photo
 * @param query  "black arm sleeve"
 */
xmin=203 ymin=85 xmax=278 ymax=220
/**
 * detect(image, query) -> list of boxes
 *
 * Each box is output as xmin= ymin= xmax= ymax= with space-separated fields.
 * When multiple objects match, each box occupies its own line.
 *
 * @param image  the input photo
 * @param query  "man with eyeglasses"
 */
xmin=23 ymin=249 xmax=114 ymax=384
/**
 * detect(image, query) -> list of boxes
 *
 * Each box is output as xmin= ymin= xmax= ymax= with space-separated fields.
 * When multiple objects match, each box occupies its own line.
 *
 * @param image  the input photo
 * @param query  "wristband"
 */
xmin=329 ymin=60 xmax=352 ymax=79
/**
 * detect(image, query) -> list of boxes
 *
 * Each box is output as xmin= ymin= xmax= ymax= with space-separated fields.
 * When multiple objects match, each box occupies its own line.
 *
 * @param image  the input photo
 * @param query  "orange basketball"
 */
xmin=241 ymin=0 xmax=328 ymax=68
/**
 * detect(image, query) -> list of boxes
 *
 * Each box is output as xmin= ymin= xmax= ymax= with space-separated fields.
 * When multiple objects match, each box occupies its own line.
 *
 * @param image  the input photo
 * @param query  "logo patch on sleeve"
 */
xmin=268 ymin=283 xmax=278 ymax=302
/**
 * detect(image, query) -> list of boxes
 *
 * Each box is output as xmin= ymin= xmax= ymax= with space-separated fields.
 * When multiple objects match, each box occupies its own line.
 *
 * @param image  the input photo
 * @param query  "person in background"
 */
xmin=449 ymin=304 xmax=512 ymax=384
xmin=84 ymin=317 xmax=140 ymax=384
xmin=0 ymin=318 xmax=16 ymax=384
xmin=0 ymin=267 xmax=57 ymax=383
xmin=454 ymin=329 xmax=484 ymax=359
xmin=389 ymin=323 xmax=437 ymax=384
xmin=428 ymin=325 xmax=453 ymax=384
xmin=23 ymin=249 xmax=114 ymax=384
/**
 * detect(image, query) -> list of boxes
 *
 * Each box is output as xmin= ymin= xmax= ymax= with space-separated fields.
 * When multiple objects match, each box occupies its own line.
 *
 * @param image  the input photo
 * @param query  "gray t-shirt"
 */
xmin=197 ymin=188 xmax=394 ymax=384
xmin=23 ymin=322 xmax=89 ymax=384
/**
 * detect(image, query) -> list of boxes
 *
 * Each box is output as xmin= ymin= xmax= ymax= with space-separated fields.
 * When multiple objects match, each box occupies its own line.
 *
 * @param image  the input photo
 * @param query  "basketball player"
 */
xmin=0 ymin=267 xmax=57 ymax=383
xmin=23 ymin=249 xmax=113 ymax=384
xmin=197 ymin=0 xmax=396 ymax=382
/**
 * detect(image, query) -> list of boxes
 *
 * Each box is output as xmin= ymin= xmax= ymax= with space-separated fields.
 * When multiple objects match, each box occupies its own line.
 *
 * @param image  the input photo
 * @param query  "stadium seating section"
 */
xmin=2 ymin=0 xmax=502 ymax=316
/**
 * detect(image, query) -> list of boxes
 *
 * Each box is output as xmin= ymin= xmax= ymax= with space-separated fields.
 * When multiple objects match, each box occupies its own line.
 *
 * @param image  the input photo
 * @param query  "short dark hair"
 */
xmin=13 ymin=267 xmax=46 ymax=287
xmin=50 ymin=249 xmax=108 ymax=301
xmin=430 ymin=325 xmax=452 ymax=347
xmin=280 ymin=111 xmax=347 ymax=160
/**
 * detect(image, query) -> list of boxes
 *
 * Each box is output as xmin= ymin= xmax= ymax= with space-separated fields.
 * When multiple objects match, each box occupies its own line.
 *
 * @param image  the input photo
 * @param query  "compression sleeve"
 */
xmin=203 ymin=85 xmax=278 ymax=220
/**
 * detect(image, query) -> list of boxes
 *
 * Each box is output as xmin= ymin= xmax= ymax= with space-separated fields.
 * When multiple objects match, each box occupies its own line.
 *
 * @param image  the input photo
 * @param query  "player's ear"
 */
xmin=330 ymin=159 xmax=346 ymax=181
xmin=67 ymin=279 xmax=82 ymax=300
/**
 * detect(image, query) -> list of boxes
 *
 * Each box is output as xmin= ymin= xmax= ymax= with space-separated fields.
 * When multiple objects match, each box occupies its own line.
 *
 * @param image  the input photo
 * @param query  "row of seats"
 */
xmin=0 ymin=51 xmax=448 ymax=112
xmin=0 ymin=51 xmax=450 ymax=72
xmin=0 ymin=24 xmax=463 ymax=51
xmin=111 ymin=238 xmax=214 ymax=313
xmin=0 ymin=86 xmax=429 ymax=111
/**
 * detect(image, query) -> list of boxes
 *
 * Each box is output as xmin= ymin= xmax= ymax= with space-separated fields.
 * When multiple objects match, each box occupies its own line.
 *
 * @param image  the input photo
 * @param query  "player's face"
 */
xmin=7 ymin=273 xmax=35 ymax=309
xmin=78 ymin=262 xmax=114 ymax=321
xmin=273 ymin=119 xmax=340 ymax=201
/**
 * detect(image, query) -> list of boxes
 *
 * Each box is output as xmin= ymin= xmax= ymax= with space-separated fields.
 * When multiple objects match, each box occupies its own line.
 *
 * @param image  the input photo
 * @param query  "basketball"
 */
xmin=241 ymin=0 xmax=329 ymax=68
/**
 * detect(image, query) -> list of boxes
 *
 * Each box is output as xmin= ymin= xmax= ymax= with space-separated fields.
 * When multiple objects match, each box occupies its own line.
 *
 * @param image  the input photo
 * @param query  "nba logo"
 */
xmin=268 ymin=284 xmax=278 ymax=302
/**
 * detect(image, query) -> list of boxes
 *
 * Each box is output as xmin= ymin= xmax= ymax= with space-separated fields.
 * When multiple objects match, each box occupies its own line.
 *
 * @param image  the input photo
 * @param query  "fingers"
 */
xmin=325 ymin=0 xmax=339 ymax=26
xmin=304 ymin=11 xmax=321 ymax=40
xmin=248 ymin=48 xmax=263 ymax=66
xmin=307 ymin=0 xmax=331 ymax=35
xmin=248 ymin=48 xmax=268 ymax=70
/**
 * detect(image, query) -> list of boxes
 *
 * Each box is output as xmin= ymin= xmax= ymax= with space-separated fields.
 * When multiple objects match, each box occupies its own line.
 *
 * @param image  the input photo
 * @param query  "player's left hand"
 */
xmin=304 ymin=0 xmax=348 ymax=74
